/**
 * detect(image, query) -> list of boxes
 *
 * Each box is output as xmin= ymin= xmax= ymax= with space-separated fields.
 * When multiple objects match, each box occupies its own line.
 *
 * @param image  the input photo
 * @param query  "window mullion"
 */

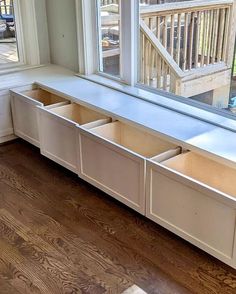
xmin=76 ymin=0 xmax=98 ymax=75
xmin=120 ymin=0 xmax=138 ymax=86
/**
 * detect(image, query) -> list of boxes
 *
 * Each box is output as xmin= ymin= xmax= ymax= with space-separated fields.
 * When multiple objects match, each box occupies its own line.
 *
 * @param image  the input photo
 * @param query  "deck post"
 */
xmin=226 ymin=0 xmax=236 ymax=67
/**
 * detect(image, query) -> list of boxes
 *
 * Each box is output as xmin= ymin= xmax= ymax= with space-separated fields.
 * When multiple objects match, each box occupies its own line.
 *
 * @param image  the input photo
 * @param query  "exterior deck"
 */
xmin=101 ymin=0 xmax=236 ymax=108
xmin=0 ymin=41 xmax=17 ymax=64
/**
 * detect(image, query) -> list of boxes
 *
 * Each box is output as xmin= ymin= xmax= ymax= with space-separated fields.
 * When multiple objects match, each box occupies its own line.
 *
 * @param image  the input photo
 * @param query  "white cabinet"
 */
xmin=8 ymin=82 xmax=236 ymax=269
xmin=38 ymin=103 xmax=111 ymax=173
xmin=0 ymin=90 xmax=13 ymax=140
xmin=146 ymin=151 xmax=236 ymax=268
xmin=79 ymin=121 xmax=179 ymax=214
xmin=10 ymin=86 xmax=68 ymax=147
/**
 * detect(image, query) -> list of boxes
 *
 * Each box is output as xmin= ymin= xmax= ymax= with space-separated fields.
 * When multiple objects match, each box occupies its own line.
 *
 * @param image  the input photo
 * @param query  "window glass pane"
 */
xmin=98 ymin=0 xmax=120 ymax=77
xmin=139 ymin=0 xmax=236 ymax=115
xmin=0 ymin=0 xmax=19 ymax=65
xmin=229 ymin=41 xmax=236 ymax=111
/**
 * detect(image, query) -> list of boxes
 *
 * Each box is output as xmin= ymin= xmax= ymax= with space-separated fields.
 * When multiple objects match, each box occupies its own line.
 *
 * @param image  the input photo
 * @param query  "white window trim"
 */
xmin=0 ymin=0 xmax=41 ymax=74
xmin=120 ymin=0 xmax=138 ymax=85
xmin=76 ymin=0 xmax=98 ymax=75
xmin=76 ymin=0 xmax=139 ymax=85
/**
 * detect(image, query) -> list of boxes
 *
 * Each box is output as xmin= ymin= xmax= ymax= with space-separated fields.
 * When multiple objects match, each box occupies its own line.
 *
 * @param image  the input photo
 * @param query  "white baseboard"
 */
xmin=0 ymin=134 xmax=17 ymax=144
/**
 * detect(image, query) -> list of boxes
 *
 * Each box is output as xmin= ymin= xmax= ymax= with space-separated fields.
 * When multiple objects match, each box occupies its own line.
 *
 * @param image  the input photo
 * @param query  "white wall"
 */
xmin=45 ymin=0 xmax=79 ymax=72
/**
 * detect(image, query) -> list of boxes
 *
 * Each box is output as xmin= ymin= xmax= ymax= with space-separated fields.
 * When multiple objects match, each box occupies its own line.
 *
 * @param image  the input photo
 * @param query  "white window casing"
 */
xmin=0 ymin=0 xmax=49 ymax=74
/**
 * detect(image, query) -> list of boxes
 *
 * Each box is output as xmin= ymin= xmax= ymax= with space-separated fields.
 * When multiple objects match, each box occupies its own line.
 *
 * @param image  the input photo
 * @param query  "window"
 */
xmin=0 ymin=0 xmax=42 ymax=71
xmin=0 ymin=0 xmax=21 ymax=66
xmin=98 ymin=0 xmax=120 ymax=76
xmin=138 ymin=0 xmax=236 ymax=115
xmin=78 ymin=0 xmax=236 ymax=122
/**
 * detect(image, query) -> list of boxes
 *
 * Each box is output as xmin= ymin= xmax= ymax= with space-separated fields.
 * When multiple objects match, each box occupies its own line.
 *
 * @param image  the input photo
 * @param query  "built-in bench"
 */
xmin=9 ymin=80 xmax=236 ymax=269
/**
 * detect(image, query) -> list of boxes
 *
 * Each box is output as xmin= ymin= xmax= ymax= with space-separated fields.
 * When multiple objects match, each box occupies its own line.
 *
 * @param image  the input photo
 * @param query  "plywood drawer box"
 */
xmin=78 ymin=121 xmax=179 ymax=214
xmin=38 ymin=103 xmax=111 ymax=173
xmin=146 ymin=152 xmax=236 ymax=268
xmin=10 ymin=86 xmax=68 ymax=147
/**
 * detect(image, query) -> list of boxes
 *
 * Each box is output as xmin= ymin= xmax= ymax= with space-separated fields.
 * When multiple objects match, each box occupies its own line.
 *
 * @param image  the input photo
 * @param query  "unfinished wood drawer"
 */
xmin=38 ymin=103 xmax=111 ymax=173
xmin=10 ymin=85 xmax=68 ymax=147
xmin=146 ymin=152 xmax=236 ymax=268
xmin=78 ymin=121 xmax=179 ymax=214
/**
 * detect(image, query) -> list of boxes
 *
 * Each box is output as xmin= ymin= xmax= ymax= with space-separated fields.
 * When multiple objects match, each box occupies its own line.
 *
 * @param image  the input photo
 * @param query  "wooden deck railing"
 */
xmin=101 ymin=0 xmax=173 ymax=5
xmin=0 ymin=0 xmax=13 ymax=15
xmin=139 ymin=0 xmax=236 ymax=95
xmin=141 ymin=0 xmax=234 ymax=72
xmin=101 ymin=0 xmax=164 ymax=6
xmin=101 ymin=0 xmax=235 ymax=95
xmin=140 ymin=20 xmax=184 ymax=93
xmin=101 ymin=0 xmax=118 ymax=6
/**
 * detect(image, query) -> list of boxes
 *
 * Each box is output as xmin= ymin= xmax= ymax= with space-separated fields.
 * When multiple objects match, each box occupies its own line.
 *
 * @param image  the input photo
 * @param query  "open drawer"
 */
xmin=146 ymin=151 xmax=236 ymax=268
xmin=38 ymin=103 xmax=111 ymax=173
xmin=10 ymin=85 xmax=68 ymax=147
xmin=78 ymin=121 xmax=180 ymax=214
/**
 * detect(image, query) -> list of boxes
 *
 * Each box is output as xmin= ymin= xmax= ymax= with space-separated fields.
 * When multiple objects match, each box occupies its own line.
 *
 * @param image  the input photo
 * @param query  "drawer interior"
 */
xmin=22 ymin=88 xmax=67 ymax=106
xmin=50 ymin=103 xmax=109 ymax=125
xmin=90 ymin=121 xmax=177 ymax=157
xmin=161 ymin=152 xmax=236 ymax=197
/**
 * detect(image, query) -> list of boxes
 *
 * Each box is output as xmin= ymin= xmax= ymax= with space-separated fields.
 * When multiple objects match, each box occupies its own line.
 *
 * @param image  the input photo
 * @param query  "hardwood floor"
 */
xmin=0 ymin=139 xmax=235 ymax=294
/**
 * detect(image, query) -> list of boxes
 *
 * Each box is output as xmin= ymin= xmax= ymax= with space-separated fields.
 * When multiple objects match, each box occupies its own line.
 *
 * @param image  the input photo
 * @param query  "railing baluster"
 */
xmin=204 ymin=11 xmax=209 ymax=65
xmin=150 ymin=45 xmax=155 ymax=82
xmin=207 ymin=10 xmax=214 ymax=65
xmin=163 ymin=62 xmax=168 ymax=91
xmin=144 ymin=36 xmax=149 ymax=84
xmin=194 ymin=11 xmax=201 ymax=68
xmin=213 ymin=9 xmax=220 ymax=63
xmin=170 ymin=14 xmax=175 ymax=57
xmin=176 ymin=13 xmax=182 ymax=67
xmin=201 ymin=11 xmax=207 ymax=66
xmin=222 ymin=8 xmax=230 ymax=62
xmin=163 ymin=16 xmax=168 ymax=49
xmin=161 ymin=59 xmax=164 ymax=89
xmin=188 ymin=12 xmax=195 ymax=70
xmin=156 ymin=17 xmax=161 ymax=39
xmin=217 ymin=8 xmax=225 ymax=62
xmin=183 ymin=13 xmax=189 ymax=71
xmin=156 ymin=52 xmax=162 ymax=89
xmin=140 ymin=31 xmax=145 ymax=83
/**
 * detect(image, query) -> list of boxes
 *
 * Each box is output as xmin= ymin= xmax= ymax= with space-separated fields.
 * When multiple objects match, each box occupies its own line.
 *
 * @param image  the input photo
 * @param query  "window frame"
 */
xmin=76 ymin=0 xmax=139 ymax=85
xmin=0 ymin=0 xmax=41 ymax=74
xmin=76 ymin=0 xmax=236 ymax=129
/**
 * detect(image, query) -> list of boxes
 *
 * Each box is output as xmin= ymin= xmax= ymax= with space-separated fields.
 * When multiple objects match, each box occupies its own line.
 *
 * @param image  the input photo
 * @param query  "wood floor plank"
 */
xmin=0 ymin=139 xmax=236 ymax=294
xmin=0 ymin=168 xmax=191 ymax=294
xmin=0 ymin=274 xmax=21 ymax=294
xmin=0 ymin=182 xmax=133 ymax=293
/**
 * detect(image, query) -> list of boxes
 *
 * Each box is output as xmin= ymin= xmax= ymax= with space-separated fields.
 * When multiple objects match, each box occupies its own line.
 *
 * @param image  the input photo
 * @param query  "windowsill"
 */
xmin=77 ymin=73 xmax=236 ymax=133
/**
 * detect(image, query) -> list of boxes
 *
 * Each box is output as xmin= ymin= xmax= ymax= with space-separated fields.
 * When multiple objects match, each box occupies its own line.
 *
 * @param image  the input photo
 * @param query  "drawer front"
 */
xmin=11 ymin=94 xmax=43 ymax=147
xmin=0 ymin=92 xmax=13 ymax=138
xmin=79 ymin=129 xmax=145 ymax=214
xmin=146 ymin=161 xmax=236 ymax=265
xmin=38 ymin=109 xmax=78 ymax=173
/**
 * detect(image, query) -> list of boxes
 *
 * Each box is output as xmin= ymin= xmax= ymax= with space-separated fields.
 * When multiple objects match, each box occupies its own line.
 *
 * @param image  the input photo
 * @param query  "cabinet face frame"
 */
xmin=10 ymin=85 xmax=69 ymax=147
xmin=146 ymin=159 xmax=236 ymax=269
xmin=37 ymin=106 xmax=79 ymax=173
xmin=78 ymin=126 xmax=146 ymax=214
xmin=37 ymin=105 xmax=111 ymax=174
xmin=11 ymin=90 xmax=44 ymax=147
